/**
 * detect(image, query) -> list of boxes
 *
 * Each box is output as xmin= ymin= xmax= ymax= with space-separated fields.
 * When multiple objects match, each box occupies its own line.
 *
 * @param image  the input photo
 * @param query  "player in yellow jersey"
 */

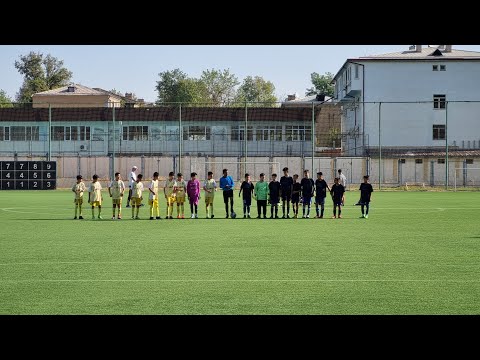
xmin=174 ymin=172 xmax=186 ymax=219
xmin=131 ymin=174 xmax=144 ymax=219
xmin=108 ymin=172 xmax=126 ymax=220
xmin=88 ymin=174 xmax=103 ymax=220
xmin=72 ymin=174 xmax=86 ymax=219
xmin=164 ymin=171 xmax=176 ymax=219
xmin=203 ymin=171 xmax=217 ymax=219
xmin=148 ymin=172 xmax=161 ymax=220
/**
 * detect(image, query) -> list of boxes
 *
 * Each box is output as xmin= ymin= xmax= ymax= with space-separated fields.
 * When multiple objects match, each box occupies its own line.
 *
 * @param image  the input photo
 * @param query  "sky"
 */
xmin=2 ymin=45 xmax=480 ymax=103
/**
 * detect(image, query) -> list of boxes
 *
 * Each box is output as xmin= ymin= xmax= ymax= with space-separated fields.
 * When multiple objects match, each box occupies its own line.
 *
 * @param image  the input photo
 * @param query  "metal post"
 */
xmin=312 ymin=102 xmax=315 ymax=173
xmin=245 ymin=101 xmax=248 ymax=174
xmin=112 ymin=105 xmax=115 ymax=179
xmin=445 ymin=101 xmax=449 ymax=189
xmin=179 ymin=103 xmax=182 ymax=174
xmin=48 ymin=104 xmax=52 ymax=161
xmin=378 ymin=102 xmax=382 ymax=190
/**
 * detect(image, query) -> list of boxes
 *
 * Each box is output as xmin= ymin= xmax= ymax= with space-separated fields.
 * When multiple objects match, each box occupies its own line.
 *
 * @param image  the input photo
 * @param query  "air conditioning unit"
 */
xmin=80 ymin=145 xmax=88 ymax=151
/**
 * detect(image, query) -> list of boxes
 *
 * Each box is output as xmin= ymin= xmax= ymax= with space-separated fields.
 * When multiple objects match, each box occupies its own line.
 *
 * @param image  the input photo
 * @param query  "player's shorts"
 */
xmin=112 ymin=198 xmax=122 ymax=206
xmin=223 ymin=190 xmax=234 ymax=203
xmin=333 ymin=198 xmax=343 ymax=206
xmin=205 ymin=195 xmax=214 ymax=205
xmin=74 ymin=198 xmax=83 ymax=205
xmin=176 ymin=195 xmax=185 ymax=204
xmin=167 ymin=196 xmax=176 ymax=206
xmin=242 ymin=197 xmax=252 ymax=207
xmin=281 ymin=192 xmax=291 ymax=201
xmin=291 ymin=194 xmax=300 ymax=204
xmin=148 ymin=199 xmax=158 ymax=207
xmin=315 ymin=196 xmax=325 ymax=205
xmin=131 ymin=197 xmax=142 ymax=206
xmin=270 ymin=195 xmax=279 ymax=205
xmin=90 ymin=201 xmax=101 ymax=207
xmin=359 ymin=199 xmax=370 ymax=205
xmin=302 ymin=196 xmax=312 ymax=205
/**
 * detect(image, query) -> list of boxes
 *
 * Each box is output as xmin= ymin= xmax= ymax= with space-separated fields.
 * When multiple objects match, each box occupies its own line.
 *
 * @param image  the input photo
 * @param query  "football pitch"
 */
xmin=1 ymin=190 xmax=479 ymax=314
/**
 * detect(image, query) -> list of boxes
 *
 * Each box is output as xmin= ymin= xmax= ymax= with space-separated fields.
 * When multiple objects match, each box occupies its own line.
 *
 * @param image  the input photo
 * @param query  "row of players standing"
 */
xmin=226 ymin=167 xmax=371 ymax=219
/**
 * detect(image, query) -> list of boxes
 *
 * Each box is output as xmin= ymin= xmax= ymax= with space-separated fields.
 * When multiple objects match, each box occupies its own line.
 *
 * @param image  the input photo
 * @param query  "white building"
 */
xmin=332 ymin=45 xmax=480 ymax=156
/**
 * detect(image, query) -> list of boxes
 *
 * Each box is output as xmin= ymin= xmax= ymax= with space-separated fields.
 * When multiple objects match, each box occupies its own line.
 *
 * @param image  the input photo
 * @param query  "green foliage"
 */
xmin=234 ymin=76 xmax=278 ymax=107
xmin=200 ymin=69 xmax=239 ymax=105
xmin=0 ymin=89 xmax=13 ymax=107
xmin=14 ymin=52 xmax=73 ymax=103
xmin=155 ymin=68 xmax=188 ymax=104
xmin=306 ymin=72 xmax=334 ymax=97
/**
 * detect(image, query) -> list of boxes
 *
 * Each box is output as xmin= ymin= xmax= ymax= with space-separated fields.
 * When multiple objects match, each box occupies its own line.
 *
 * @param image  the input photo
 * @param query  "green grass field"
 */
xmin=1 ymin=190 xmax=479 ymax=314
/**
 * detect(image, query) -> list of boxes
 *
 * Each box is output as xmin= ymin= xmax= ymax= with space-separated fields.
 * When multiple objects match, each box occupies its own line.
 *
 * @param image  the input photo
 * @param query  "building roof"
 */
xmin=33 ymin=84 xmax=112 ymax=96
xmin=93 ymin=88 xmax=132 ymax=102
xmin=333 ymin=46 xmax=480 ymax=81
xmin=352 ymin=47 xmax=480 ymax=60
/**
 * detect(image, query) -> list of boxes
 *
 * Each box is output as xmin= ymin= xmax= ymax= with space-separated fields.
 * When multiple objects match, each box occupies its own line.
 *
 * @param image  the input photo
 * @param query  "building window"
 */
xmin=79 ymin=126 xmax=91 ymax=141
xmin=123 ymin=126 xmax=149 ymax=141
xmin=10 ymin=126 xmax=39 ymax=141
xmin=256 ymin=126 xmax=282 ymax=141
xmin=433 ymin=94 xmax=446 ymax=109
xmin=399 ymin=159 xmax=406 ymax=163
xmin=432 ymin=65 xmax=438 ymax=71
xmin=440 ymin=65 xmax=446 ymax=71
xmin=231 ymin=126 xmax=253 ymax=141
xmin=466 ymin=159 xmax=474 ymax=165
xmin=415 ymin=159 xmax=423 ymax=164
xmin=0 ymin=126 xmax=10 ymax=141
xmin=433 ymin=125 xmax=446 ymax=140
xmin=183 ymin=126 xmax=211 ymax=141
xmin=51 ymin=126 xmax=89 ymax=141
xmin=437 ymin=159 xmax=445 ymax=164
xmin=355 ymin=64 xmax=359 ymax=79
xmin=285 ymin=125 xmax=311 ymax=141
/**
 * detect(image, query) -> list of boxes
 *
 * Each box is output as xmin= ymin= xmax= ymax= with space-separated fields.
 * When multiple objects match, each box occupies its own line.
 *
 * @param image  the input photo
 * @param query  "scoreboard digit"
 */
xmin=0 ymin=161 xmax=56 ymax=190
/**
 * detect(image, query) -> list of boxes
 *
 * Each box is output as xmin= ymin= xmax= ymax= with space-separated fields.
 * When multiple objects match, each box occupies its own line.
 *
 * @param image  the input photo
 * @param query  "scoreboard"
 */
xmin=0 ymin=161 xmax=56 ymax=190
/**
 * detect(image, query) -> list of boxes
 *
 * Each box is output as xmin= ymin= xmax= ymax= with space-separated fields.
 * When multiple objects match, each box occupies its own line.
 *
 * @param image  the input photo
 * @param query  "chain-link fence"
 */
xmin=1 ymin=100 xmax=479 ymax=190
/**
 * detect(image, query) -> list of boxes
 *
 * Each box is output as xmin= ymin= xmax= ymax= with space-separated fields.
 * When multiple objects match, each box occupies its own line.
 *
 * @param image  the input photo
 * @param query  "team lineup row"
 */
xmin=71 ymin=167 xmax=374 ymax=220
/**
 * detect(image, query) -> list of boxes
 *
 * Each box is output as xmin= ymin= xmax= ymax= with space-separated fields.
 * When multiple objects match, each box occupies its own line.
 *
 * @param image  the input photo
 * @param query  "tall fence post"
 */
xmin=48 ymin=104 xmax=52 ymax=161
xmin=378 ymin=102 xmax=382 ymax=190
xmin=245 ymin=101 xmax=248 ymax=174
xmin=179 ymin=103 xmax=182 ymax=174
xmin=112 ymin=105 xmax=115 ymax=180
xmin=445 ymin=100 xmax=449 ymax=189
xmin=311 ymin=102 xmax=315 ymax=173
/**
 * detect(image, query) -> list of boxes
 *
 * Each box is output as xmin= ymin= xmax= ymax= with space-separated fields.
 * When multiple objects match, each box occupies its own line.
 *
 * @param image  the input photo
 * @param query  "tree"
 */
xmin=155 ymin=69 xmax=188 ymax=104
xmin=235 ymin=76 xmax=278 ymax=107
xmin=306 ymin=72 xmax=334 ymax=98
xmin=200 ymin=69 xmax=239 ymax=105
xmin=0 ymin=89 xmax=13 ymax=108
xmin=14 ymin=52 xmax=73 ymax=103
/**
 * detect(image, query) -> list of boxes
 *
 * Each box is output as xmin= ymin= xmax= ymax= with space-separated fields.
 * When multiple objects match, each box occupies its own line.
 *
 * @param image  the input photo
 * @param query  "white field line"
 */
xmin=0 ymin=279 xmax=479 ymax=283
xmin=0 ymin=260 xmax=478 ymax=267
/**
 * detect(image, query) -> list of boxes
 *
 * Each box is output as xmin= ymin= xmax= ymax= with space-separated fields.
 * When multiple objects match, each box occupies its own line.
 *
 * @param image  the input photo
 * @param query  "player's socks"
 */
xmin=150 ymin=206 xmax=154 ymax=218
xmin=181 ymin=204 xmax=184 ymax=216
xmin=190 ymin=204 xmax=194 ymax=214
xmin=136 ymin=207 xmax=140 ymax=218
xmin=132 ymin=206 xmax=135 ymax=218
xmin=302 ymin=206 xmax=305 ymax=216
xmin=365 ymin=204 xmax=369 ymax=215
xmin=92 ymin=208 xmax=95 ymax=217
xmin=321 ymin=206 xmax=324 ymax=218
xmin=307 ymin=205 xmax=311 ymax=216
xmin=316 ymin=206 xmax=319 ymax=217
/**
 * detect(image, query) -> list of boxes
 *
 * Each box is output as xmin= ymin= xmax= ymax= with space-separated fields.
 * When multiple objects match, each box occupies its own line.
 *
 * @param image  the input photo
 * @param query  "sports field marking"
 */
xmin=0 ymin=260 xmax=478 ymax=267
xmin=1 ymin=279 xmax=479 ymax=283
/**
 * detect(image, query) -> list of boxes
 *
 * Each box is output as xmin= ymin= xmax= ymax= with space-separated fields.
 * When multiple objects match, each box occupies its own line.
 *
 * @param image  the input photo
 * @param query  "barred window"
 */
xmin=80 ymin=126 xmax=91 ymax=141
xmin=52 ymin=126 xmax=64 ymax=141
xmin=285 ymin=125 xmax=312 ymax=141
xmin=433 ymin=125 xmax=446 ymax=140
xmin=183 ymin=126 xmax=211 ymax=141
xmin=231 ymin=126 xmax=253 ymax=141
xmin=433 ymin=94 xmax=446 ymax=109
xmin=123 ymin=126 xmax=149 ymax=141
xmin=256 ymin=126 xmax=282 ymax=141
